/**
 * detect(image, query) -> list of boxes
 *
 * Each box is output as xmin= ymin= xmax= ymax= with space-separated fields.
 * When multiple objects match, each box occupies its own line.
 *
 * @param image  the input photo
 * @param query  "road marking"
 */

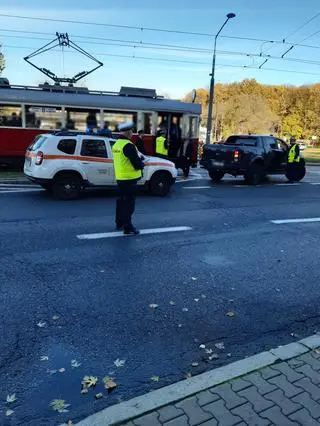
xmin=0 ymin=183 xmax=37 ymax=187
xmin=310 ymin=182 xmax=320 ymax=185
xmin=233 ymin=185 xmax=250 ymax=188
xmin=271 ymin=217 xmax=320 ymax=224
xmin=183 ymin=186 xmax=211 ymax=189
xmin=0 ymin=188 xmax=44 ymax=194
xmin=274 ymin=183 xmax=301 ymax=186
xmin=77 ymin=226 xmax=193 ymax=240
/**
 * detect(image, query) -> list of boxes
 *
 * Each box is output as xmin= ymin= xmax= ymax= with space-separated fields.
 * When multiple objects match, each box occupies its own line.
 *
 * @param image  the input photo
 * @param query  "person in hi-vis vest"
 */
xmin=286 ymin=136 xmax=301 ymax=183
xmin=155 ymin=130 xmax=169 ymax=159
xmin=112 ymin=122 xmax=144 ymax=235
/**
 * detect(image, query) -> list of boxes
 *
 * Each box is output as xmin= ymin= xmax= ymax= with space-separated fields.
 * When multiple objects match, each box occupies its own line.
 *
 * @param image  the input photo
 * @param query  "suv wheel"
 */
xmin=209 ymin=170 xmax=225 ymax=182
xmin=52 ymin=173 xmax=82 ymax=200
xmin=244 ymin=163 xmax=264 ymax=185
xmin=149 ymin=172 xmax=172 ymax=196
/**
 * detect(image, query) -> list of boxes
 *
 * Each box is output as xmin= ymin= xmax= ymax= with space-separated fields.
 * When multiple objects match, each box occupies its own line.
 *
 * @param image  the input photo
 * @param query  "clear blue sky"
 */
xmin=0 ymin=0 xmax=319 ymax=98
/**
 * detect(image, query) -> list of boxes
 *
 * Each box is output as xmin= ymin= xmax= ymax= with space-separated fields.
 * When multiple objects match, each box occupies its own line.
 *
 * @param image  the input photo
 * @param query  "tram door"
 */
xmin=157 ymin=112 xmax=182 ymax=158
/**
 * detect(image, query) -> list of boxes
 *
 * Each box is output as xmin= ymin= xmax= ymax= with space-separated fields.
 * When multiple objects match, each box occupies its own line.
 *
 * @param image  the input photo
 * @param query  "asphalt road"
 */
xmin=1 ymin=167 xmax=320 ymax=425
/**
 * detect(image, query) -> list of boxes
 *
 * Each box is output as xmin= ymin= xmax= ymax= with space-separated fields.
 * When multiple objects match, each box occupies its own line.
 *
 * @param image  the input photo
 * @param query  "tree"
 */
xmin=0 ymin=44 xmax=5 ymax=74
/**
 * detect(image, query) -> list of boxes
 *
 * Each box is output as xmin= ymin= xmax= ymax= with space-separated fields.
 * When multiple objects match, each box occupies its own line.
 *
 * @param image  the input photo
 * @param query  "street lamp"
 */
xmin=205 ymin=12 xmax=236 ymax=145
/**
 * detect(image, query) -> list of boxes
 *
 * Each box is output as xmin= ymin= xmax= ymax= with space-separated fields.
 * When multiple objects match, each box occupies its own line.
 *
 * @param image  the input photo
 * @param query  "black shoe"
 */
xmin=124 ymin=227 xmax=140 ymax=236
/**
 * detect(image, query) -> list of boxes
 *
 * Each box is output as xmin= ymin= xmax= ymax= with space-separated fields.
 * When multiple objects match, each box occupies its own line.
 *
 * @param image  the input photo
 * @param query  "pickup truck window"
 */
xmin=224 ymin=136 xmax=257 ymax=146
xmin=264 ymin=136 xmax=278 ymax=150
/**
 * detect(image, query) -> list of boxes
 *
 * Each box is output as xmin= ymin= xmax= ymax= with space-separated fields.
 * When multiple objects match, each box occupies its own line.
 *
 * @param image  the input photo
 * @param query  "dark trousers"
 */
xmin=115 ymin=179 xmax=138 ymax=230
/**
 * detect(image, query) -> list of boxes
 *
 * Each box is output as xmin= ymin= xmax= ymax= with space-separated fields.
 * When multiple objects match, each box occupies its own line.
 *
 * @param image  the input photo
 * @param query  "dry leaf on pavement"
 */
xmin=151 ymin=376 xmax=160 ymax=382
xmin=6 ymin=409 xmax=14 ymax=417
xmin=184 ymin=372 xmax=192 ymax=379
xmin=215 ymin=342 xmax=225 ymax=350
xmin=182 ymin=307 xmax=189 ymax=312
xmin=205 ymin=349 xmax=213 ymax=354
xmin=6 ymin=394 xmax=17 ymax=403
xmin=103 ymin=376 xmax=117 ymax=390
xmin=114 ymin=359 xmax=126 ymax=368
xmin=149 ymin=304 xmax=159 ymax=309
xmin=40 ymin=356 xmax=49 ymax=362
xmin=81 ymin=376 xmax=98 ymax=389
xmin=169 ymin=301 xmax=176 ymax=306
xmin=191 ymin=362 xmax=199 ymax=367
xmin=71 ymin=360 xmax=81 ymax=368
xmin=59 ymin=368 xmax=66 ymax=373
xmin=52 ymin=315 xmax=60 ymax=320
xmin=226 ymin=311 xmax=235 ymax=317
xmin=95 ymin=393 xmax=103 ymax=399
xmin=209 ymin=354 xmax=219 ymax=360
xmin=37 ymin=320 xmax=47 ymax=328
xmin=199 ymin=344 xmax=206 ymax=349
xmin=194 ymin=299 xmax=199 ymax=302
xmin=191 ymin=277 xmax=197 ymax=281
xmin=50 ymin=399 xmax=70 ymax=413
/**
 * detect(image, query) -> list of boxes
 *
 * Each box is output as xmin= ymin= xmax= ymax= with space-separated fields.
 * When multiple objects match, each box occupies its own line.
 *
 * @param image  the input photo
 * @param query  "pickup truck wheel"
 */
xmin=52 ymin=173 xmax=82 ymax=200
xmin=149 ymin=172 xmax=172 ymax=196
xmin=209 ymin=170 xmax=225 ymax=182
xmin=244 ymin=164 xmax=264 ymax=185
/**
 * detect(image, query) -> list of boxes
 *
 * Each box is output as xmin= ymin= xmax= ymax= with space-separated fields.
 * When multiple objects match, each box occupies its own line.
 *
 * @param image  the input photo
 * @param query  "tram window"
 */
xmin=81 ymin=139 xmax=108 ymax=158
xmin=143 ymin=113 xmax=152 ymax=134
xmin=66 ymin=108 xmax=99 ymax=132
xmin=103 ymin=111 xmax=137 ymax=132
xmin=189 ymin=117 xmax=198 ymax=138
xmin=26 ymin=105 xmax=62 ymax=130
xmin=0 ymin=104 xmax=22 ymax=127
xmin=57 ymin=139 xmax=77 ymax=155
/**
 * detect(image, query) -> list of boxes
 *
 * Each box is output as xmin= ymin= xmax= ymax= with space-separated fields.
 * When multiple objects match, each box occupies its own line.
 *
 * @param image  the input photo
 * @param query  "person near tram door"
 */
xmin=286 ymin=136 xmax=301 ymax=182
xmin=155 ymin=130 xmax=169 ymax=159
xmin=136 ymin=130 xmax=147 ymax=155
xmin=112 ymin=122 xmax=144 ymax=235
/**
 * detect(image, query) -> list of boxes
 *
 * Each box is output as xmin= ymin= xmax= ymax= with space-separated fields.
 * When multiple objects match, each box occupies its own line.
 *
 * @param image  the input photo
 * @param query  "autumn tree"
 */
xmin=0 ymin=44 xmax=5 ymax=74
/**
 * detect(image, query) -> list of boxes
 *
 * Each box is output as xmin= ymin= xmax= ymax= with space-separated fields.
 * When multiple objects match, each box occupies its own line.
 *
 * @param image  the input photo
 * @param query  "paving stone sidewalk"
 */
xmin=121 ymin=349 xmax=320 ymax=426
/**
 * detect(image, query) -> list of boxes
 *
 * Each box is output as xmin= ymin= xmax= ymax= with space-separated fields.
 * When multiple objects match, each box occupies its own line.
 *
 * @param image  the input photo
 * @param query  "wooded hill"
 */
xmin=184 ymin=79 xmax=320 ymax=141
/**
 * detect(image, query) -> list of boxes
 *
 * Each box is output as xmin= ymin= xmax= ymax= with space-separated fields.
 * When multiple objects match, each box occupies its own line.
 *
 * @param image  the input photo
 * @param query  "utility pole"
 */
xmin=205 ymin=13 xmax=236 ymax=145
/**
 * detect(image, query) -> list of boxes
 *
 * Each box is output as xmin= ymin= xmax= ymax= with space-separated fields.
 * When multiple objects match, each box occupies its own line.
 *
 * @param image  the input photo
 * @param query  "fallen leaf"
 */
xmin=178 ymin=324 xmax=183 ymax=328
xmin=95 ymin=393 xmax=103 ymax=400
xmin=182 ymin=307 xmax=189 ymax=312
xmin=6 ymin=394 xmax=17 ymax=403
xmin=276 ymin=288 xmax=281 ymax=292
xmin=231 ymin=287 xmax=235 ymax=291
xmin=191 ymin=362 xmax=199 ymax=367
xmin=114 ymin=359 xmax=126 ymax=368
xmin=199 ymin=344 xmax=206 ymax=349
xmin=227 ymin=353 xmax=232 ymax=357
xmin=201 ymin=294 xmax=207 ymax=299
xmin=184 ymin=372 xmax=192 ymax=379
xmin=71 ymin=360 xmax=81 ymax=368
xmin=149 ymin=304 xmax=159 ymax=309
xmin=47 ymin=369 xmax=57 ymax=375
xmin=226 ymin=311 xmax=235 ymax=317
xmin=52 ymin=315 xmax=60 ymax=320
xmin=229 ymin=299 xmax=234 ymax=302
xmin=103 ymin=376 xmax=117 ymax=390
xmin=100 ymin=270 xmax=105 ymax=273
xmin=151 ymin=375 xmax=160 ymax=382
xmin=81 ymin=376 xmax=98 ymax=389
xmin=37 ymin=320 xmax=47 ymax=328
xmin=215 ymin=342 xmax=225 ymax=350
xmin=191 ymin=277 xmax=197 ymax=281
xmin=66 ymin=421 xmax=73 ymax=426
xmin=40 ymin=356 xmax=49 ymax=362
xmin=6 ymin=409 xmax=14 ymax=417
xmin=205 ymin=349 xmax=213 ymax=354
xmin=59 ymin=368 xmax=66 ymax=373
xmin=169 ymin=301 xmax=176 ymax=306
xmin=50 ymin=399 xmax=70 ymax=413
xmin=80 ymin=388 xmax=89 ymax=394
xmin=194 ymin=299 xmax=199 ymax=302
xmin=209 ymin=354 xmax=219 ymax=360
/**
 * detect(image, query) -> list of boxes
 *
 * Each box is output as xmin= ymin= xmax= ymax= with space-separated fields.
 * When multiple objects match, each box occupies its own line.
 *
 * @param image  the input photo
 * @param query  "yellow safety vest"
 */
xmin=156 ymin=136 xmax=168 ymax=156
xmin=288 ymin=144 xmax=300 ymax=163
xmin=112 ymin=139 xmax=142 ymax=181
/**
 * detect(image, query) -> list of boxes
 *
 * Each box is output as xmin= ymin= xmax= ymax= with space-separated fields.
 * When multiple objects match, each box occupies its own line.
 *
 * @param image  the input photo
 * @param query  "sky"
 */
xmin=0 ymin=0 xmax=319 ymax=98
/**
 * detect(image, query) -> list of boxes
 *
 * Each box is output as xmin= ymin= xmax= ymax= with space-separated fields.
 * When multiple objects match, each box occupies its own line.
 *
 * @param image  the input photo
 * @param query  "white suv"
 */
xmin=24 ymin=132 xmax=177 ymax=200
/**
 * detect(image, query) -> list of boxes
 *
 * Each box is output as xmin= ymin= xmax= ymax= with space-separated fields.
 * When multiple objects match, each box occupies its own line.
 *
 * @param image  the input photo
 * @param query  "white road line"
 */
xmin=310 ymin=182 xmax=320 ymax=185
xmin=274 ymin=183 xmax=301 ymax=186
xmin=233 ymin=185 xmax=250 ymax=188
xmin=77 ymin=226 xmax=193 ymax=240
xmin=271 ymin=218 xmax=320 ymax=224
xmin=0 ymin=188 xmax=44 ymax=194
xmin=183 ymin=186 xmax=211 ymax=189
xmin=0 ymin=183 xmax=37 ymax=187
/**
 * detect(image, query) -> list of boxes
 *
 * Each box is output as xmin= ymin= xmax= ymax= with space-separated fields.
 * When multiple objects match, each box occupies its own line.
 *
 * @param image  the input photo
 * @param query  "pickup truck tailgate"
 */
xmin=202 ymin=143 xmax=240 ymax=166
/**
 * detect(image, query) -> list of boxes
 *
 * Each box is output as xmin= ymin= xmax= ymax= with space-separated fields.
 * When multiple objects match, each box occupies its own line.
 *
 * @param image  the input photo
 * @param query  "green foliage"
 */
xmin=185 ymin=79 xmax=320 ymax=140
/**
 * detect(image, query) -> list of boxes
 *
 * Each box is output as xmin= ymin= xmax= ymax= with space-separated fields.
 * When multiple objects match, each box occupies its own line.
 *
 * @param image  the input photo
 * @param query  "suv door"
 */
xmin=263 ymin=136 xmax=284 ymax=172
xmin=79 ymin=138 xmax=114 ymax=185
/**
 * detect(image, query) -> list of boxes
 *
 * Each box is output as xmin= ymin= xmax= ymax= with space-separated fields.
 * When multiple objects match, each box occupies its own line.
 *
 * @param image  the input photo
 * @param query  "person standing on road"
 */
xmin=286 ymin=136 xmax=301 ymax=182
xmin=136 ymin=130 xmax=147 ymax=155
xmin=112 ymin=122 xmax=144 ymax=235
xmin=155 ymin=130 xmax=169 ymax=159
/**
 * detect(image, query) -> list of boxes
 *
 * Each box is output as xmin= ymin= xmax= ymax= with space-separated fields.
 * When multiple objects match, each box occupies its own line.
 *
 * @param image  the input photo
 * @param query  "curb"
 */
xmin=75 ymin=333 xmax=320 ymax=426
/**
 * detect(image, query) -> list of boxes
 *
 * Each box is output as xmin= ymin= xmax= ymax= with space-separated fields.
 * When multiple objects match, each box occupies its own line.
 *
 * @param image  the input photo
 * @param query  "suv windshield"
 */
xmin=28 ymin=136 xmax=48 ymax=151
xmin=225 ymin=136 xmax=257 ymax=146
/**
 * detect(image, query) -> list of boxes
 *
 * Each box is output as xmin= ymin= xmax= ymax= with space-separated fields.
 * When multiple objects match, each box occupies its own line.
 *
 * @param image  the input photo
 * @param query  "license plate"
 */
xmin=212 ymin=160 xmax=224 ymax=167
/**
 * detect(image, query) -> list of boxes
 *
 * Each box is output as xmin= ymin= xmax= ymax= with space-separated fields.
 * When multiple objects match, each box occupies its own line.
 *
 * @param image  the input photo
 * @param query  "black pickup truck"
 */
xmin=200 ymin=134 xmax=306 ymax=185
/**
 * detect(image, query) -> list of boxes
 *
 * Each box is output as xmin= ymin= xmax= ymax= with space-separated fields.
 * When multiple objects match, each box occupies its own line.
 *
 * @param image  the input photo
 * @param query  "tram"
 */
xmin=0 ymin=81 xmax=201 ymax=170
